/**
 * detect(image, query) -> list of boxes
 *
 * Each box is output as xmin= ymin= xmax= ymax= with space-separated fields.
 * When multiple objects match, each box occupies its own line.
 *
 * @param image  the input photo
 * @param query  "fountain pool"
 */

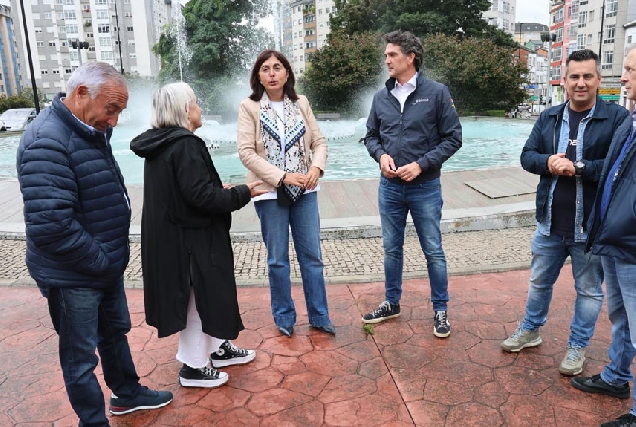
xmin=0 ymin=117 xmax=535 ymax=184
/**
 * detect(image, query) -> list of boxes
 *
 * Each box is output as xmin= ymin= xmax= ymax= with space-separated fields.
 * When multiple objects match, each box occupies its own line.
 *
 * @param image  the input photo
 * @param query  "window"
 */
xmin=629 ymin=35 xmax=633 ymax=44
xmin=552 ymin=46 xmax=562 ymax=62
xmin=96 ymin=10 xmax=109 ymax=20
xmin=577 ymin=34 xmax=586 ymax=50
xmin=124 ymin=12 xmax=132 ymax=18
xmin=61 ymin=41 xmax=67 ymax=47
xmin=41 ymin=69 xmax=48 ymax=74
xmin=44 ymin=12 xmax=52 ymax=19
xmin=52 ymin=69 xmax=60 ymax=74
xmin=550 ymin=65 xmax=561 ymax=81
xmin=94 ymin=0 xmax=107 ymax=4
xmin=85 ymin=32 xmax=93 ymax=38
xmin=129 ymin=53 xmax=136 ymax=58
xmin=48 ymin=41 xmax=56 ymax=46
xmin=587 ymin=34 xmax=593 ymax=45
xmin=64 ymin=0 xmax=74 ymax=4
xmin=589 ymin=10 xmax=595 ymax=21
xmin=36 ymin=41 xmax=44 ymax=47
xmin=553 ymin=8 xmax=564 ymax=24
xmin=101 ymin=51 xmax=114 ymax=60
xmin=127 ymin=40 xmax=135 ymax=46
xmin=606 ymin=0 xmax=618 ymax=17
xmin=63 ymin=11 xmax=76 ymax=20
xmin=69 ymin=51 xmax=78 ymax=60
xmin=503 ymin=1 xmax=510 ymax=13
xmin=99 ymin=36 xmax=111 ymax=46
xmin=66 ymin=24 xmax=78 ymax=33
xmin=578 ymin=11 xmax=587 ymax=28
xmin=32 ymin=13 xmax=40 ymax=20
xmin=97 ymin=24 xmax=110 ymax=33
xmin=603 ymin=50 xmax=613 ymax=69
xmin=65 ymin=68 xmax=72 ymax=73
xmin=604 ymin=24 xmax=615 ymax=43
xmin=127 ymin=26 xmax=133 ymax=31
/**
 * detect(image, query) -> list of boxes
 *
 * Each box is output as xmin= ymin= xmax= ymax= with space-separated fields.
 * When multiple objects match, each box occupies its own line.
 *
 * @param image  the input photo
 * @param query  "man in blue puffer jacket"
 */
xmin=16 ymin=62 xmax=172 ymax=426
xmin=571 ymin=45 xmax=636 ymax=427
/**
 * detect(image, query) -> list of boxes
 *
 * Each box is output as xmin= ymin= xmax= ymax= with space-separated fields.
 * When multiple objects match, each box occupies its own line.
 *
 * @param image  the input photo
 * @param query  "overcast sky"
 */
xmin=517 ymin=0 xmax=550 ymax=25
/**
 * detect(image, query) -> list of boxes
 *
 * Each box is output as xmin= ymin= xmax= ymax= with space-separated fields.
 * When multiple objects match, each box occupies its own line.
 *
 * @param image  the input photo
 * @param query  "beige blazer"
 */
xmin=237 ymin=95 xmax=328 ymax=192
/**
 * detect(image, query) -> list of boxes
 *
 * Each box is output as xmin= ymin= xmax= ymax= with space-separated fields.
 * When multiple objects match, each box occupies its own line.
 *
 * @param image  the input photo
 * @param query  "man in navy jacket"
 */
xmin=501 ymin=50 xmax=630 ymax=378
xmin=571 ymin=45 xmax=636 ymax=427
xmin=16 ymin=62 xmax=172 ymax=426
xmin=362 ymin=30 xmax=462 ymax=338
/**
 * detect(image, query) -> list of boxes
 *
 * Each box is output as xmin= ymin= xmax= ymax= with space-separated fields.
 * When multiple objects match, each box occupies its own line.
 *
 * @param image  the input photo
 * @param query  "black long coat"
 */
xmin=131 ymin=127 xmax=251 ymax=339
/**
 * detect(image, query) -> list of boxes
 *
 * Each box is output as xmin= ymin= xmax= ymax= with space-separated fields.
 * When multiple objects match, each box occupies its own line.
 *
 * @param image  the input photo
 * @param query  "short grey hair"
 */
xmin=383 ymin=30 xmax=424 ymax=70
xmin=66 ymin=61 xmax=127 ymax=98
xmin=150 ymin=82 xmax=196 ymax=129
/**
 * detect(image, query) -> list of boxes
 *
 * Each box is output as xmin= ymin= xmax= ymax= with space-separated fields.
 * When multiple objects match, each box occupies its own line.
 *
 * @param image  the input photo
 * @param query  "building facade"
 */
xmin=483 ymin=0 xmax=517 ymax=34
xmin=10 ymin=0 xmax=172 ymax=100
xmin=548 ymin=0 xmax=628 ymax=105
xmin=0 ymin=3 xmax=20 ymax=96
xmin=285 ymin=0 xmax=334 ymax=76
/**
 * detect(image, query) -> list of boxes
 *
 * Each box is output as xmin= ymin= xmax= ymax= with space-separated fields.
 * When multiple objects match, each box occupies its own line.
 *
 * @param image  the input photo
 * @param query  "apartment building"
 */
xmin=0 ymin=3 xmax=20 ymax=96
xmin=10 ymin=0 xmax=172 ymax=100
xmin=285 ymin=0 xmax=334 ymax=76
xmin=548 ymin=0 xmax=627 ymax=104
xmin=484 ymin=0 xmax=517 ymax=34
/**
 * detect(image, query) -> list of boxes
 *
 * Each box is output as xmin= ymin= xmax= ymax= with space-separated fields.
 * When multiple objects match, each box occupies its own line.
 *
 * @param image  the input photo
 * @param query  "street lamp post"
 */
xmin=113 ymin=0 xmax=124 ymax=75
xmin=541 ymin=32 xmax=557 ymax=108
xmin=71 ymin=40 xmax=89 ymax=65
xmin=18 ymin=0 xmax=40 ymax=113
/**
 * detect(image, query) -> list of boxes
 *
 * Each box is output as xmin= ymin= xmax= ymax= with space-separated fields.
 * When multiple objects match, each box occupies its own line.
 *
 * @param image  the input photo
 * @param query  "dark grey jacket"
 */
xmin=364 ymin=72 xmax=462 ymax=184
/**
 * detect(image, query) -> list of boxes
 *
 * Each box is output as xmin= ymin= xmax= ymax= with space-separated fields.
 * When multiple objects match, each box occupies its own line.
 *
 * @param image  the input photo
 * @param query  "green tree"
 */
xmin=421 ymin=34 xmax=527 ymax=114
xmin=299 ymin=31 xmax=384 ymax=115
xmin=153 ymin=0 xmax=273 ymax=117
xmin=331 ymin=0 xmax=494 ymax=41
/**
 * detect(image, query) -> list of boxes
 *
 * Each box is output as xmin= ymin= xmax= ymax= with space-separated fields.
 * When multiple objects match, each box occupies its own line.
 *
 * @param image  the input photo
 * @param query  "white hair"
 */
xmin=150 ymin=82 xmax=196 ymax=129
xmin=66 ymin=61 xmax=127 ymax=99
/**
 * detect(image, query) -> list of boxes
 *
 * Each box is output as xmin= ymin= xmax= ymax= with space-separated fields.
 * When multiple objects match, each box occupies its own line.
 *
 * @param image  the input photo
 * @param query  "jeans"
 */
xmin=254 ymin=191 xmax=331 ymax=329
xmin=379 ymin=176 xmax=449 ymax=311
xmin=600 ymin=256 xmax=636 ymax=413
xmin=47 ymin=278 xmax=141 ymax=427
xmin=521 ymin=230 xmax=604 ymax=348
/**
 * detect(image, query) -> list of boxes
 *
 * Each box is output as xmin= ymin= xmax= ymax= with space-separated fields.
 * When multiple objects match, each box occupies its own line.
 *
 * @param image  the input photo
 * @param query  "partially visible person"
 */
xmin=501 ymin=49 xmax=630 ymax=377
xmin=16 ymin=62 xmax=172 ymax=426
xmin=237 ymin=49 xmax=334 ymax=338
xmin=570 ymin=45 xmax=636 ymax=427
xmin=362 ymin=30 xmax=462 ymax=338
xmin=131 ymin=82 xmax=263 ymax=388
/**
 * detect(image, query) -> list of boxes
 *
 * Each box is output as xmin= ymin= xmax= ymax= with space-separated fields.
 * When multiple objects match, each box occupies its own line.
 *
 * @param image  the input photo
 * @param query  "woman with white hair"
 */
xmin=131 ymin=82 xmax=264 ymax=388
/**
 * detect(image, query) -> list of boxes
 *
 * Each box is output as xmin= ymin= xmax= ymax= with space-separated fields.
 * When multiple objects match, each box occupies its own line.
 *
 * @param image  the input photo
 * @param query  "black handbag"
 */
xmin=277 ymin=185 xmax=294 ymax=207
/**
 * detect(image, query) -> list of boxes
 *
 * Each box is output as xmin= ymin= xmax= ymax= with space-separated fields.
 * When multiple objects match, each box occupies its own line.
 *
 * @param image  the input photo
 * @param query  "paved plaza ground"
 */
xmin=0 ymin=168 xmax=631 ymax=426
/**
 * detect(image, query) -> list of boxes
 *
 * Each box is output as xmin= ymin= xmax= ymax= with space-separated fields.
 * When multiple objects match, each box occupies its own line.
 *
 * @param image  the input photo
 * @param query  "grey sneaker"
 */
xmin=501 ymin=326 xmax=542 ymax=352
xmin=559 ymin=347 xmax=586 ymax=376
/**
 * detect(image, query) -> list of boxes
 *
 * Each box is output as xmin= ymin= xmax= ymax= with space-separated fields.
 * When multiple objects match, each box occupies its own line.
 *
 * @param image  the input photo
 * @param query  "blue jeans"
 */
xmin=600 ymin=256 xmax=636 ymax=413
xmin=522 ymin=230 xmax=604 ymax=348
xmin=254 ymin=191 xmax=331 ymax=329
xmin=47 ymin=278 xmax=141 ymax=427
xmin=379 ymin=177 xmax=449 ymax=311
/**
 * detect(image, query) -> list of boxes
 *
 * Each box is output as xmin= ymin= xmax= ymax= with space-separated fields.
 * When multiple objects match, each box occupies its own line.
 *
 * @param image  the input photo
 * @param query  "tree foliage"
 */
xmin=331 ymin=0 xmax=495 ymax=41
xmin=153 ymin=0 xmax=274 ymax=117
xmin=299 ymin=31 xmax=384 ymax=115
xmin=421 ymin=34 xmax=527 ymax=113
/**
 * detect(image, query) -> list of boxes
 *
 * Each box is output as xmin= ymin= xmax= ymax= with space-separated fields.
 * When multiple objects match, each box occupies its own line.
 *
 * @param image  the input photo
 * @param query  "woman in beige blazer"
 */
xmin=237 ymin=50 xmax=334 ymax=338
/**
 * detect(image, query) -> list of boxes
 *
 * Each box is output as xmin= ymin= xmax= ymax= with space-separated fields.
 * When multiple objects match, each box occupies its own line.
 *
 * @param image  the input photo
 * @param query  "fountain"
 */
xmin=171 ymin=2 xmax=191 ymax=81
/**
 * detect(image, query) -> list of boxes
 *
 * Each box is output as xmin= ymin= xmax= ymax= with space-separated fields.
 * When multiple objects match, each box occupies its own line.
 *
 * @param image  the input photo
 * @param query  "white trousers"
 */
xmin=176 ymin=289 xmax=224 ymax=369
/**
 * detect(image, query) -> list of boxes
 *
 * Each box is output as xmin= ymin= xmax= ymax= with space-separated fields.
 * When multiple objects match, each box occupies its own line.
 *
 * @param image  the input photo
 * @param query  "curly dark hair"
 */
xmin=383 ymin=30 xmax=424 ymax=70
xmin=249 ymin=50 xmax=298 ymax=102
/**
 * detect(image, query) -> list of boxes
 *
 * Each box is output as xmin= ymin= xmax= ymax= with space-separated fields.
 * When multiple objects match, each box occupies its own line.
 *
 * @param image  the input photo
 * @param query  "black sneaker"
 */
xmin=362 ymin=301 xmax=400 ymax=324
xmin=601 ymin=413 xmax=636 ymax=427
xmin=433 ymin=310 xmax=451 ymax=338
xmin=109 ymin=386 xmax=173 ymax=415
xmin=210 ymin=340 xmax=256 ymax=368
xmin=571 ymin=374 xmax=630 ymax=399
xmin=178 ymin=364 xmax=229 ymax=388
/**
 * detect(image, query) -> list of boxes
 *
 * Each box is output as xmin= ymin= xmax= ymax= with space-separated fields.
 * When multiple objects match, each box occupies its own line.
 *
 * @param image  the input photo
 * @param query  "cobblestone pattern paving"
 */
xmin=0 ymin=227 xmax=535 ymax=287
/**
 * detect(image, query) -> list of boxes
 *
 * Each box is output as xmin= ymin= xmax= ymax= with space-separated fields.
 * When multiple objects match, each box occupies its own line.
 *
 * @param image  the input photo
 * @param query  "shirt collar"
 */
xmin=395 ymin=73 xmax=417 ymax=90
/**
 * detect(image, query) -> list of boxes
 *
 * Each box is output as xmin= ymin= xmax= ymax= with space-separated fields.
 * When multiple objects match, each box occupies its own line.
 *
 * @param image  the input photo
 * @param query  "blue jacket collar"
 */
xmin=547 ymin=96 xmax=611 ymax=120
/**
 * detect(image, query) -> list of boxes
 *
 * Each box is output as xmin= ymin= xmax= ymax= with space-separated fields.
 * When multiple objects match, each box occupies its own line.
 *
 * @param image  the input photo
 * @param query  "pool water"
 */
xmin=2 ymin=117 xmax=535 ymax=184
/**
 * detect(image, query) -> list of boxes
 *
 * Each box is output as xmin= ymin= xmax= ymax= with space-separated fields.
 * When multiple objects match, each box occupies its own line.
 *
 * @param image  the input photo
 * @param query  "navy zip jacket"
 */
xmin=364 ymin=72 xmax=462 ymax=185
xmin=586 ymin=113 xmax=636 ymax=261
xmin=16 ymin=94 xmax=131 ymax=293
xmin=521 ymin=97 xmax=631 ymax=225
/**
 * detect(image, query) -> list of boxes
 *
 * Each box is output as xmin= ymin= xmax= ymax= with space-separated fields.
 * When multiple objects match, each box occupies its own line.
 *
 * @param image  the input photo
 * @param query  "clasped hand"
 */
xmin=281 ymin=166 xmax=321 ymax=190
xmin=380 ymin=154 xmax=422 ymax=181
xmin=547 ymin=153 xmax=575 ymax=177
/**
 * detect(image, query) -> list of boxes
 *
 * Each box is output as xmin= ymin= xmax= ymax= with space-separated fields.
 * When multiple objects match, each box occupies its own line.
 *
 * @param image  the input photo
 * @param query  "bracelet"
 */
xmin=278 ymin=173 xmax=286 ymax=187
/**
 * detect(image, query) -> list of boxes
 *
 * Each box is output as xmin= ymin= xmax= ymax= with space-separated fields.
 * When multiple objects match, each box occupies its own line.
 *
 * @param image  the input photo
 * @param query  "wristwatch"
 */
xmin=574 ymin=160 xmax=586 ymax=176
